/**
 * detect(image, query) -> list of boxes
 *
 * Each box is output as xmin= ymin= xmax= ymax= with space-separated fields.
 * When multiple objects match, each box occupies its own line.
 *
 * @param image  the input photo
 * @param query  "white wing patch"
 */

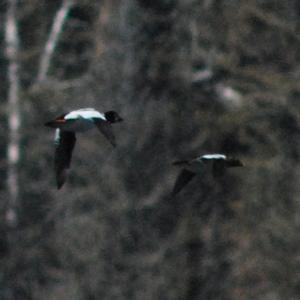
xmin=65 ymin=108 xmax=106 ymax=121
xmin=54 ymin=128 xmax=61 ymax=145
xmin=200 ymin=154 xmax=226 ymax=160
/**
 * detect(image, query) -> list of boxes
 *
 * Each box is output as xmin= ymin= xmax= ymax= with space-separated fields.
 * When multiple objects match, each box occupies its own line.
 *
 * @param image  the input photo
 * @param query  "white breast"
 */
xmin=63 ymin=119 xmax=96 ymax=132
xmin=200 ymin=154 xmax=227 ymax=160
xmin=65 ymin=108 xmax=106 ymax=121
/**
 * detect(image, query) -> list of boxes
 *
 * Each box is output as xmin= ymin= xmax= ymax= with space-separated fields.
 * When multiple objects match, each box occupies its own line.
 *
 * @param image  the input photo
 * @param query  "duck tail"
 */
xmin=45 ymin=118 xmax=66 ymax=128
xmin=172 ymin=160 xmax=190 ymax=166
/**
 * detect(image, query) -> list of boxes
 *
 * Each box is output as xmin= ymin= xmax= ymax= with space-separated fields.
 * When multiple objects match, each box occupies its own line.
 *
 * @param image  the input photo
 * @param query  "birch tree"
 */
xmin=4 ymin=0 xmax=74 ymax=227
xmin=36 ymin=0 xmax=74 ymax=83
xmin=5 ymin=0 xmax=20 ymax=227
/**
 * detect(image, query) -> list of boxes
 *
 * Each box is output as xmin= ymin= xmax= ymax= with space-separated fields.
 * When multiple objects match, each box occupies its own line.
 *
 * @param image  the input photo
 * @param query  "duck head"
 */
xmin=104 ymin=111 xmax=123 ymax=123
xmin=228 ymin=159 xmax=244 ymax=167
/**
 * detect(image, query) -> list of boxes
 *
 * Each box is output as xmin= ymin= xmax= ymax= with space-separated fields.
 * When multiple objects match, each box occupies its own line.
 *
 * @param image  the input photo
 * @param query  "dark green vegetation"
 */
xmin=0 ymin=1 xmax=299 ymax=299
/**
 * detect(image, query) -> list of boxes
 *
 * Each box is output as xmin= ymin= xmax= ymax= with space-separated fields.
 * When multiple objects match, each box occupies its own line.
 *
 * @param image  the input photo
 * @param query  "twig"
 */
xmin=36 ymin=0 xmax=74 ymax=83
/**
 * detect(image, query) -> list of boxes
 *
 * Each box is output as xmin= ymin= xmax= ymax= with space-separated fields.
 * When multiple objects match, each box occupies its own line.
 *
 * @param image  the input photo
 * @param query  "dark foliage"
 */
xmin=0 ymin=0 xmax=299 ymax=299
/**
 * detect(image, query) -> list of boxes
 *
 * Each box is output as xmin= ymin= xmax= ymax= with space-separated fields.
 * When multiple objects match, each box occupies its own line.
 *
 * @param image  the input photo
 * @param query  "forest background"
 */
xmin=0 ymin=0 xmax=299 ymax=299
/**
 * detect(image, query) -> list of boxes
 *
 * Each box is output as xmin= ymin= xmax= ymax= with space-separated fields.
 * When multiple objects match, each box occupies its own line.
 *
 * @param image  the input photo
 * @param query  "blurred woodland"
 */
xmin=0 ymin=0 xmax=299 ymax=299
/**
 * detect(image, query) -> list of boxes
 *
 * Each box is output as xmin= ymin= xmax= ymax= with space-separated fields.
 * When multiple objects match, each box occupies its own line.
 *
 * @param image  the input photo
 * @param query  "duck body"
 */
xmin=172 ymin=153 xmax=243 ymax=195
xmin=55 ymin=117 xmax=96 ymax=132
xmin=45 ymin=108 xmax=107 ymax=132
xmin=45 ymin=108 xmax=123 ymax=189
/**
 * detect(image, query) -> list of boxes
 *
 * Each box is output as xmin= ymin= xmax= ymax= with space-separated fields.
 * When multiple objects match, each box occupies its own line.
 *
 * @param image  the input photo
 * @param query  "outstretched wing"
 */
xmin=94 ymin=120 xmax=116 ymax=147
xmin=212 ymin=160 xmax=226 ymax=177
xmin=54 ymin=130 xmax=76 ymax=189
xmin=172 ymin=169 xmax=196 ymax=196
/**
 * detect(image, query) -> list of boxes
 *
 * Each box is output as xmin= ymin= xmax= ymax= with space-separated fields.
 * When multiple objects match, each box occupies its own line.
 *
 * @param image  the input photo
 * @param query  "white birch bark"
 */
xmin=37 ymin=0 xmax=74 ymax=83
xmin=5 ymin=0 xmax=20 ymax=227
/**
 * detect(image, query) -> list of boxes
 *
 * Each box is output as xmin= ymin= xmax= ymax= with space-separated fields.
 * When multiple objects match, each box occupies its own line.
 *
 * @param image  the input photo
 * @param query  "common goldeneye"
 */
xmin=45 ymin=108 xmax=123 ymax=189
xmin=172 ymin=153 xmax=243 ymax=195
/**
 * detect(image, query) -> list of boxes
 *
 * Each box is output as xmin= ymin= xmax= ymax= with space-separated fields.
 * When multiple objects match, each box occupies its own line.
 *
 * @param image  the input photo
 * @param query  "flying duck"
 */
xmin=45 ymin=108 xmax=123 ymax=189
xmin=172 ymin=154 xmax=243 ymax=196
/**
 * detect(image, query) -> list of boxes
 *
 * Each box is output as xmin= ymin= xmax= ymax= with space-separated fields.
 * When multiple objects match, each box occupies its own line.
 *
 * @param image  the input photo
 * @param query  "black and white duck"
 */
xmin=172 ymin=153 xmax=243 ymax=195
xmin=45 ymin=108 xmax=123 ymax=189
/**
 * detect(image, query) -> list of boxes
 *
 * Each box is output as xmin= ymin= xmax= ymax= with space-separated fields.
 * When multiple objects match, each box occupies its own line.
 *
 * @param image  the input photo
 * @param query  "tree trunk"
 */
xmin=36 ymin=0 xmax=74 ymax=83
xmin=5 ymin=0 xmax=21 ymax=227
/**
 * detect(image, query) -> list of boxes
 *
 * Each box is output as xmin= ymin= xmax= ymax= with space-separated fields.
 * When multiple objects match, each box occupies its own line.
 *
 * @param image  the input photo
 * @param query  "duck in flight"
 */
xmin=45 ymin=108 xmax=123 ymax=189
xmin=172 ymin=154 xmax=243 ymax=196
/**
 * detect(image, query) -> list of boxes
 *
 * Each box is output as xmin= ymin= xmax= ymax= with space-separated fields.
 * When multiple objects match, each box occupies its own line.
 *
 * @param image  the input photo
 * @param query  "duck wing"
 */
xmin=172 ymin=169 xmax=196 ymax=196
xmin=212 ymin=160 xmax=226 ymax=177
xmin=54 ymin=130 xmax=76 ymax=189
xmin=94 ymin=120 xmax=116 ymax=147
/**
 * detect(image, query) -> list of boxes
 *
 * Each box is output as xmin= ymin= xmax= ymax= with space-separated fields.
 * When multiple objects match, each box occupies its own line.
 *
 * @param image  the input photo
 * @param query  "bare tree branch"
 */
xmin=36 ymin=0 xmax=74 ymax=83
xmin=5 ymin=0 xmax=21 ymax=227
